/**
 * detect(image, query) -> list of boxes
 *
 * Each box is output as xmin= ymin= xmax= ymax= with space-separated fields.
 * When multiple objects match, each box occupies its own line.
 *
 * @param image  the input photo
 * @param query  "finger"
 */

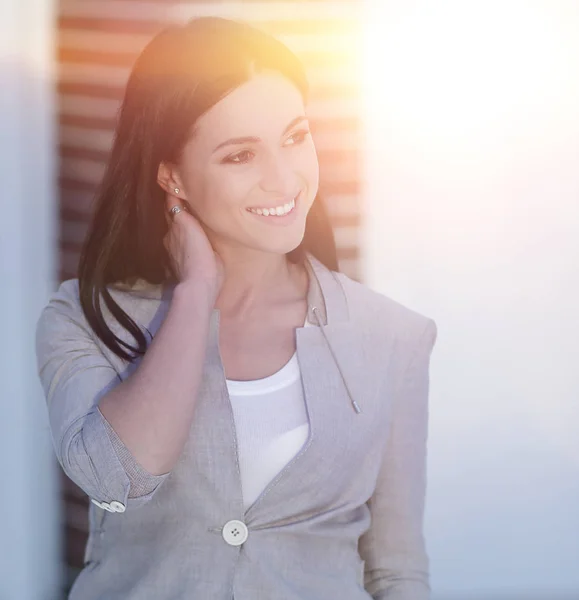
xmin=164 ymin=189 xmax=180 ymax=212
xmin=165 ymin=201 xmax=186 ymax=228
xmin=168 ymin=205 xmax=186 ymax=220
xmin=164 ymin=192 xmax=174 ymax=225
xmin=164 ymin=189 xmax=183 ymax=223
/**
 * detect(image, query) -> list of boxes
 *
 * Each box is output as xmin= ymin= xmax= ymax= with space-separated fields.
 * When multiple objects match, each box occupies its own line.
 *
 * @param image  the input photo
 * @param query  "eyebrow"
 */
xmin=212 ymin=116 xmax=308 ymax=154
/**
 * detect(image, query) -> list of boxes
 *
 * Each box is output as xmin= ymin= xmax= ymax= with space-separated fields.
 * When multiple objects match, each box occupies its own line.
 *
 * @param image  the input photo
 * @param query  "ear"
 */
xmin=157 ymin=161 xmax=186 ymax=198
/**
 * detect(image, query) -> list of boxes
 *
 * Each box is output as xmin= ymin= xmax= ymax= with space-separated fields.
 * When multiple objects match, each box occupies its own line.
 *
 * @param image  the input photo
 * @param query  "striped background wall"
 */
xmin=57 ymin=0 xmax=362 ymax=590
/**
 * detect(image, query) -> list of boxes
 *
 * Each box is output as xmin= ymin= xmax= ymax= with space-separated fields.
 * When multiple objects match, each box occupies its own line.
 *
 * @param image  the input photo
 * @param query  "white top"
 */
xmin=226 ymin=321 xmax=312 ymax=511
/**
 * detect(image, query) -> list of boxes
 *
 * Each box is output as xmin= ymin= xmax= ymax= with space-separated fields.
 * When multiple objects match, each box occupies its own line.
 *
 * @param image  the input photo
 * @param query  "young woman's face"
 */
xmin=175 ymin=71 xmax=319 ymax=255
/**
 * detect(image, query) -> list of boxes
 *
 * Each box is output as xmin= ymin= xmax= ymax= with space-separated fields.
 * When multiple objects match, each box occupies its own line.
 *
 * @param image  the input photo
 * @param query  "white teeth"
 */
xmin=248 ymin=196 xmax=297 ymax=217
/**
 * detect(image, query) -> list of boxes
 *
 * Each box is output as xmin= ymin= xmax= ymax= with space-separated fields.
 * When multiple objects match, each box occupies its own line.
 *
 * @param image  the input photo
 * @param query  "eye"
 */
xmin=285 ymin=129 xmax=310 ymax=146
xmin=223 ymin=150 xmax=254 ymax=165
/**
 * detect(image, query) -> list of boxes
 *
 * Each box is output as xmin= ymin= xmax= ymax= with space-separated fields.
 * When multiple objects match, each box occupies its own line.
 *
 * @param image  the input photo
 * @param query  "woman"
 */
xmin=36 ymin=16 xmax=437 ymax=600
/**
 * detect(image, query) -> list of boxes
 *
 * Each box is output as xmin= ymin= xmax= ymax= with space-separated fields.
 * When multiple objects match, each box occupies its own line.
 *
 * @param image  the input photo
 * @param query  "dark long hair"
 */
xmin=78 ymin=17 xmax=339 ymax=362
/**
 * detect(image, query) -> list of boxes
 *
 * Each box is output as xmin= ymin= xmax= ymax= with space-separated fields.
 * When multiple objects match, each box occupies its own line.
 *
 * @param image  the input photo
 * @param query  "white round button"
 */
xmin=109 ymin=501 xmax=126 ymax=513
xmin=91 ymin=499 xmax=107 ymax=509
xmin=101 ymin=502 xmax=115 ymax=512
xmin=222 ymin=520 xmax=248 ymax=546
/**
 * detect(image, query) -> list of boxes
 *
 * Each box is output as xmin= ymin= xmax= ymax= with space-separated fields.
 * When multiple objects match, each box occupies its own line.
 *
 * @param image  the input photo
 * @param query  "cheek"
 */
xmin=299 ymin=143 xmax=320 ymax=198
xmin=186 ymin=165 xmax=253 ymax=219
xmin=210 ymin=169 xmax=256 ymax=212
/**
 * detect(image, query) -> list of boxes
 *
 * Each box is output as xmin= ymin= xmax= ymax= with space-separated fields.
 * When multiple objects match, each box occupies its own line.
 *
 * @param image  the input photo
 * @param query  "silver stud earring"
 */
xmin=174 ymin=188 xmax=180 ymax=195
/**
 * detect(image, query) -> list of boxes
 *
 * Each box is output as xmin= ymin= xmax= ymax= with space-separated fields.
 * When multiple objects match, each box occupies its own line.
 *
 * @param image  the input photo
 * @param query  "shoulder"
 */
xmin=36 ymin=277 xmax=163 ymax=339
xmin=40 ymin=278 xmax=163 ymax=313
xmin=334 ymin=271 xmax=438 ymax=350
xmin=37 ymin=278 xmax=82 ymax=324
xmin=36 ymin=279 xmax=99 ymax=357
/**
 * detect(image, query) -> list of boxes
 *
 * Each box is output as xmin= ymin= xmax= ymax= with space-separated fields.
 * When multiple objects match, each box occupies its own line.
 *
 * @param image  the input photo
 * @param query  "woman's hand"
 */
xmin=163 ymin=192 xmax=224 ymax=299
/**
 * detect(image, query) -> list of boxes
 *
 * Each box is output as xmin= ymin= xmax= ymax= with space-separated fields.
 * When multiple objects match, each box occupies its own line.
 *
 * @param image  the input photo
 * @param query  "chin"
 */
xmin=251 ymin=232 xmax=305 ymax=256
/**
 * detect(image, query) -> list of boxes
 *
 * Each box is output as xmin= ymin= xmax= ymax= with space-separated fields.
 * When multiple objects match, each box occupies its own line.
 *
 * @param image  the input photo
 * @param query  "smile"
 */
xmin=246 ymin=196 xmax=296 ymax=217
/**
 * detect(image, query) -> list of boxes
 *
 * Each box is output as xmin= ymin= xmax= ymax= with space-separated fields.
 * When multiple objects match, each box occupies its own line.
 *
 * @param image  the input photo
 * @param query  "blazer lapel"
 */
xmin=243 ymin=255 xmax=378 ymax=526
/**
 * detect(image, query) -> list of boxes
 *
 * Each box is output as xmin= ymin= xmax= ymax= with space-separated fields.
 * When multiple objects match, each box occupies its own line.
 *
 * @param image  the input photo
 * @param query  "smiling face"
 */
xmin=169 ymin=71 xmax=320 ymax=256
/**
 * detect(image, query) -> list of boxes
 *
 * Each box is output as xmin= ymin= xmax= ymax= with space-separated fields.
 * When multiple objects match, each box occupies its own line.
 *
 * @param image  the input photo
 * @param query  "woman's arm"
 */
xmin=35 ymin=279 xmax=214 ymax=510
xmin=359 ymin=319 xmax=438 ymax=600
xmin=98 ymin=280 xmax=214 ymax=476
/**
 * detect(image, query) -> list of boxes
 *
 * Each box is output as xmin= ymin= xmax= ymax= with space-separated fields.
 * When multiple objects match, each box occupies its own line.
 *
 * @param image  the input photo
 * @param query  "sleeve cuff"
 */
xmin=97 ymin=407 xmax=170 ymax=498
xmin=80 ymin=408 xmax=169 ymax=510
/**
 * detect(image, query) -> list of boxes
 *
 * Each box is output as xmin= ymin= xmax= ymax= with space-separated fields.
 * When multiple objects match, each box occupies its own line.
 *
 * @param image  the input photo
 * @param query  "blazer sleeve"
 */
xmin=359 ymin=318 xmax=438 ymax=600
xmin=35 ymin=281 xmax=170 ymax=510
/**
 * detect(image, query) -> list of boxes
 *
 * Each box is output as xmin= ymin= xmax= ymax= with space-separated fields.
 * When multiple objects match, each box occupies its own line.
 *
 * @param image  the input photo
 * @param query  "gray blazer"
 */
xmin=35 ymin=254 xmax=438 ymax=600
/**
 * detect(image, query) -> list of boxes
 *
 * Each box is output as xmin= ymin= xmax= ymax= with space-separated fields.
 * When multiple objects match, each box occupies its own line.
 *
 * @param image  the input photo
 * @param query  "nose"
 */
xmin=259 ymin=152 xmax=298 ymax=198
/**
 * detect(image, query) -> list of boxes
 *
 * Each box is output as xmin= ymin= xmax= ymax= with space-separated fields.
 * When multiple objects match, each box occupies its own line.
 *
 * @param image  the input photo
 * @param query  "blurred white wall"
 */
xmin=0 ymin=0 xmax=61 ymax=598
xmin=362 ymin=1 xmax=579 ymax=598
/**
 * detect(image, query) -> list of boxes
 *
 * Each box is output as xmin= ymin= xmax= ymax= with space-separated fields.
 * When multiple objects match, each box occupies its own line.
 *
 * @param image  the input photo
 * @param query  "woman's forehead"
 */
xmin=193 ymin=73 xmax=306 ymax=144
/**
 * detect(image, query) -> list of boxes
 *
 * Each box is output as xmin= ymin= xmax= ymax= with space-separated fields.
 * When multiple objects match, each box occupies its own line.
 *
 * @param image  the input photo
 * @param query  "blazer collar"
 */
xmin=303 ymin=252 xmax=349 ymax=327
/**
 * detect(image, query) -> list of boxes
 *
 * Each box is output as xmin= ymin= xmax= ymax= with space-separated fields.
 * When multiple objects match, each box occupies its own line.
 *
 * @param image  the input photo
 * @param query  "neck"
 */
xmin=214 ymin=245 xmax=308 ymax=318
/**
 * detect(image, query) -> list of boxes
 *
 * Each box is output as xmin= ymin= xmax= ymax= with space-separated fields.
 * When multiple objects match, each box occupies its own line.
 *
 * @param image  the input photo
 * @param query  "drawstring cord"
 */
xmin=311 ymin=306 xmax=362 ymax=415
